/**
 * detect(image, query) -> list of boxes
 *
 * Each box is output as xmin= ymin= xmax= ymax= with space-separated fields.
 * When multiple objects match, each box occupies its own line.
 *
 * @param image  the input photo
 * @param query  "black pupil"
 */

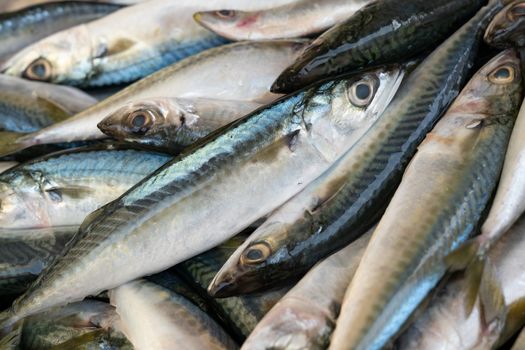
xmin=219 ymin=10 xmax=233 ymax=17
xmin=132 ymin=114 xmax=146 ymax=127
xmin=355 ymin=83 xmax=371 ymax=100
xmin=494 ymin=68 xmax=511 ymax=79
xmin=512 ymin=5 xmax=525 ymax=16
xmin=31 ymin=63 xmax=46 ymax=78
xmin=246 ymin=248 xmax=263 ymax=261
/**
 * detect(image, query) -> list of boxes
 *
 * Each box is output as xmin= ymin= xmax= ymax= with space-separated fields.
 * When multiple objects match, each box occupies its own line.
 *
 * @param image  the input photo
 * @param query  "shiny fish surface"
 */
xmin=0 ymin=74 xmax=96 ymax=133
xmin=271 ymin=0 xmax=484 ymax=93
xmin=398 ymin=214 xmax=525 ymax=350
xmin=329 ymin=49 xmax=522 ymax=350
xmin=485 ymin=0 xmax=525 ymax=48
xmin=0 ymin=145 xmax=171 ymax=230
xmin=194 ymin=0 xmax=371 ymax=41
xmin=209 ymin=1 xmax=497 ymax=297
xmin=98 ymin=97 xmax=262 ymax=151
xmin=0 ymin=1 xmax=122 ymax=63
xmin=0 ymin=40 xmax=305 ymax=156
xmin=0 ymin=64 xmax=404 ymax=328
xmin=0 ymin=0 xmax=297 ymax=87
xmin=241 ymin=231 xmax=371 ymax=350
xmin=110 ymin=280 xmax=238 ymax=350
xmin=0 ymin=0 xmax=143 ymax=13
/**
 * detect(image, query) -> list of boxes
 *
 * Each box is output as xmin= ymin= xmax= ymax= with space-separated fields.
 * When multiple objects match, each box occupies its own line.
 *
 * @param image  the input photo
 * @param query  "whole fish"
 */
xmin=208 ymin=2 xmax=499 ymax=297
xmin=0 ymin=75 xmax=97 ymax=133
xmin=194 ymin=0 xmax=370 ymax=41
xmin=485 ymin=0 xmax=525 ymax=48
xmin=0 ymin=0 xmax=297 ymax=87
xmin=0 ymin=1 xmax=122 ymax=63
xmin=0 ymin=227 xmax=77 ymax=296
xmin=176 ymin=236 xmax=290 ymax=340
xmin=329 ymin=49 xmax=522 ymax=350
xmin=271 ymin=0 xmax=484 ymax=94
xmin=241 ymin=231 xmax=371 ymax=350
xmin=0 ymin=300 xmax=130 ymax=350
xmin=398 ymin=214 xmax=525 ymax=350
xmin=0 ymin=64 xmax=404 ymax=328
xmin=110 ymin=280 xmax=238 ymax=350
xmin=0 ymin=145 xmax=171 ymax=230
xmin=98 ymin=97 xmax=263 ymax=151
xmin=0 ymin=40 xmax=305 ymax=157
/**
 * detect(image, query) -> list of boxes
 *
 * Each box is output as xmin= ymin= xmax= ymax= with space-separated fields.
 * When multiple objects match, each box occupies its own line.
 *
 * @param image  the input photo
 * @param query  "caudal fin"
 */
xmin=0 ymin=131 xmax=32 ymax=158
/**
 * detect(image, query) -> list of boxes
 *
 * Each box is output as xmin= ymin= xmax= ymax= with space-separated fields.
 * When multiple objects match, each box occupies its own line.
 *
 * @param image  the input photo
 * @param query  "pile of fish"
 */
xmin=1 ymin=0 xmax=525 ymax=349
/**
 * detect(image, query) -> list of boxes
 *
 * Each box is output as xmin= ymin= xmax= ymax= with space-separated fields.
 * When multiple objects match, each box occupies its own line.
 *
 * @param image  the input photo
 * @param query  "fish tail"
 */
xmin=0 ymin=131 xmax=32 ymax=157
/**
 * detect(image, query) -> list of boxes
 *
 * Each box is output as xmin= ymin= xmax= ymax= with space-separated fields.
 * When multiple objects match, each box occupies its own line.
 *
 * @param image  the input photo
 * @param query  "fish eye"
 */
xmin=23 ymin=57 xmax=52 ymax=82
xmin=216 ymin=10 xmax=236 ymax=18
xmin=488 ymin=65 xmax=515 ymax=84
xmin=127 ymin=110 xmax=155 ymax=135
xmin=508 ymin=3 xmax=525 ymax=20
xmin=240 ymin=242 xmax=272 ymax=265
xmin=348 ymin=78 xmax=377 ymax=107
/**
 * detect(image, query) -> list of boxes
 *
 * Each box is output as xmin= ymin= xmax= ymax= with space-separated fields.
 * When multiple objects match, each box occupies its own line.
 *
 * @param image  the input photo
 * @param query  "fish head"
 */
xmin=485 ymin=1 xmax=525 ymax=49
xmin=208 ymin=221 xmax=301 ymax=297
xmin=300 ymin=65 xmax=404 ymax=161
xmin=194 ymin=9 xmax=261 ymax=41
xmin=98 ymin=99 xmax=198 ymax=147
xmin=1 ymin=26 xmax=94 ymax=85
xmin=447 ymin=49 xmax=522 ymax=120
xmin=0 ymin=171 xmax=58 ymax=229
xmin=242 ymin=298 xmax=334 ymax=350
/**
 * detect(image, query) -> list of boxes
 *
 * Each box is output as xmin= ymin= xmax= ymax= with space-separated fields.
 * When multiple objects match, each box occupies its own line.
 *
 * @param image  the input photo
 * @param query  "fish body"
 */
xmin=271 ymin=0 xmax=485 ymax=93
xmin=0 ymin=1 xmax=122 ymax=63
xmin=209 ymin=1 xmax=499 ymax=297
xmin=194 ymin=0 xmax=371 ymax=41
xmin=1 ymin=0 xmax=297 ymax=87
xmin=0 ymin=226 xmax=77 ymax=296
xmin=110 ymin=280 xmax=238 ymax=350
xmin=1 ymin=40 xmax=305 ymax=156
xmin=176 ymin=236 xmax=289 ymax=340
xmin=0 ymin=162 xmax=17 ymax=173
xmin=398 ymin=214 xmax=525 ymax=350
xmin=485 ymin=0 xmax=525 ymax=48
xmin=98 ymin=97 xmax=263 ymax=151
xmin=0 ymin=65 xmax=404 ymax=326
xmin=0 ymin=145 xmax=171 ymax=229
xmin=329 ymin=49 xmax=522 ymax=350
xmin=0 ymin=74 xmax=96 ymax=133
xmin=0 ymin=0 xmax=143 ymax=13
xmin=241 ymin=231 xmax=371 ymax=350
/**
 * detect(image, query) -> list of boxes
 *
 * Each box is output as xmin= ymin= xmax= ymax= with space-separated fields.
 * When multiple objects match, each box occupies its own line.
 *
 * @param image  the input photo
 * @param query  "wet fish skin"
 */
xmin=271 ymin=0 xmax=485 ymax=94
xmin=0 ymin=74 xmax=97 ymax=133
xmin=110 ymin=279 xmax=238 ymax=350
xmin=194 ymin=0 xmax=371 ymax=41
xmin=485 ymin=0 xmax=525 ymax=48
xmin=0 ymin=40 xmax=305 ymax=157
xmin=0 ymin=64 xmax=404 ymax=328
xmin=0 ymin=0 xmax=143 ymax=13
xmin=241 ymin=231 xmax=371 ymax=350
xmin=209 ymin=1 xmax=499 ymax=298
xmin=0 ymin=145 xmax=171 ymax=230
xmin=0 ymin=1 xmax=122 ymax=63
xmin=176 ymin=236 xmax=290 ymax=340
xmin=398 ymin=214 xmax=525 ymax=350
xmin=0 ymin=227 xmax=77 ymax=296
xmin=98 ymin=97 xmax=262 ymax=151
xmin=329 ymin=48 xmax=522 ymax=350
xmin=0 ymin=162 xmax=17 ymax=173
xmin=0 ymin=0 xmax=297 ymax=87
